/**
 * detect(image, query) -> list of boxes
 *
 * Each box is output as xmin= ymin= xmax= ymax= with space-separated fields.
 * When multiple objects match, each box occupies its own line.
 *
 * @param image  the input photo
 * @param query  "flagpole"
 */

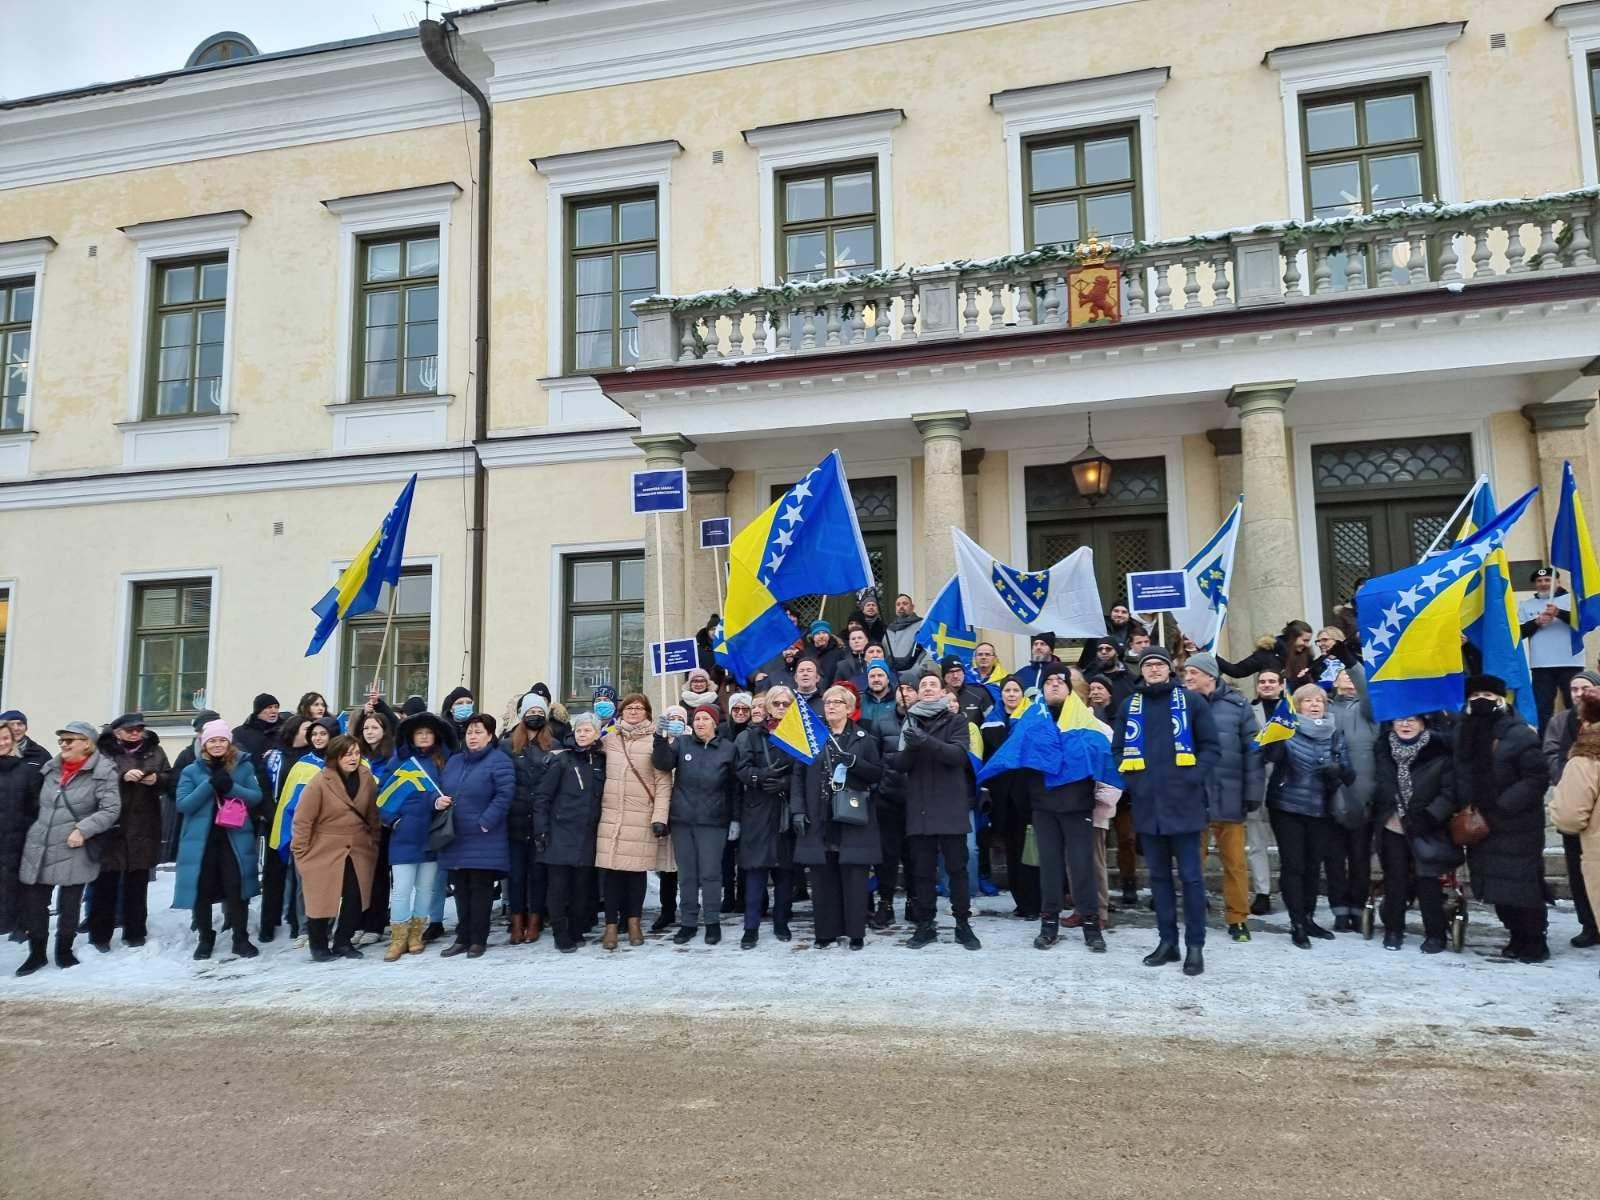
xmin=654 ymin=511 xmax=670 ymax=711
xmin=712 ymin=546 xmax=726 ymax=620
xmin=369 ymin=580 xmax=401 ymax=701
xmin=1419 ymin=474 xmax=1488 ymax=563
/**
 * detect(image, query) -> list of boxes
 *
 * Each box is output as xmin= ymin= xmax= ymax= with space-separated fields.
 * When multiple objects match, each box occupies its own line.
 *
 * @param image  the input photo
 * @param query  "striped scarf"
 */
xmin=1120 ymin=688 xmax=1196 ymax=773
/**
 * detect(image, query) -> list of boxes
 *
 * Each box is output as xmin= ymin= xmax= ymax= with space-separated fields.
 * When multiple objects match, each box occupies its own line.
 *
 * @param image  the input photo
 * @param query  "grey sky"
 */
xmin=4 ymin=0 xmax=429 ymax=101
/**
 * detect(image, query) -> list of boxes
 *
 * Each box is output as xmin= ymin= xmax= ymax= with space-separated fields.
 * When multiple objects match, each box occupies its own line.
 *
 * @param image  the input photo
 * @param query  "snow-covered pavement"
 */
xmin=5 ymin=869 xmax=1597 ymax=1055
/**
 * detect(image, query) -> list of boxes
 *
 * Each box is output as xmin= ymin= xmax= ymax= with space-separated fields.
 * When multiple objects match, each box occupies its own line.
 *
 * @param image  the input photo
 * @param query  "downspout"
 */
xmin=420 ymin=18 xmax=491 ymax=699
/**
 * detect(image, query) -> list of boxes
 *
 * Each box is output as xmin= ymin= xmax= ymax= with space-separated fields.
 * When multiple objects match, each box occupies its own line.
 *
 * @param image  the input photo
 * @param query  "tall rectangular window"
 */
xmin=777 ymin=163 xmax=879 ymax=282
xmin=1301 ymin=82 xmax=1434 ymax=219
xmin=1 ymin=278 xmax=33 ymax=431
xmin=1590 ymin=52 xmax=1600 ymax=170
xmin=562 ymin=553 xmax=644 ymax=707
xmin=0 ymin=586 xmax=9 ymax=703
xmin=1023 ymin=125 xmax=1141 ymax=250
xmin=567 ymin=193 xmax=658 ymax=374
xmin=340 ymin=567 xmax=431 ymax=710
xmin=127 ymin=579 xmax=211 ymax=718
xmin=146 ymin=258 xmax=227 ymax=418
xmin=355 ymin=232 xmax=439 ymax=399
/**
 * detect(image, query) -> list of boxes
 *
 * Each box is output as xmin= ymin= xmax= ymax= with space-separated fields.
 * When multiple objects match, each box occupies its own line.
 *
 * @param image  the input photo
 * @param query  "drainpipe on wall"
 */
xmin=419 ymin=18 xmax=491 ymax=699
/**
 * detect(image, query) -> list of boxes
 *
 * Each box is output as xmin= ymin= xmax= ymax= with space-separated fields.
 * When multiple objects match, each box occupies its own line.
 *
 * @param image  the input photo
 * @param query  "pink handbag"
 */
xmin=214 ymin=797 xmax=249 ymax=829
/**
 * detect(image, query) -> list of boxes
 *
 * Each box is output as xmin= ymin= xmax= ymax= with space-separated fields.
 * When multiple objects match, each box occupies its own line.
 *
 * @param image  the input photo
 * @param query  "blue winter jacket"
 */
xmin=380 ymin=752 xmax=446 ymax=866
xmin=172 ymin=754 xmax=263 ymax=910
xmin=1264 ymin=718 xmax=1354 ymax=818
xmin=435 ymin=745 xmax=515 ymax=872
xmin=1110 ymin=680 xmax=1222 ymax=836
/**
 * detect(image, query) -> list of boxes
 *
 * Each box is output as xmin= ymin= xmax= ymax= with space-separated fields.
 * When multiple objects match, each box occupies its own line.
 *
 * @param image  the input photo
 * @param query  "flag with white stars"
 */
xmin=952 ymin=527 xmax=1105 ymax=638
xmin=1168 ymin=497 xmax=1241 ymax=653
xmin=306 ymin=472 xmax=418 ymax=656
xmin=1355 ymin=486 xmax=1539 ymax=721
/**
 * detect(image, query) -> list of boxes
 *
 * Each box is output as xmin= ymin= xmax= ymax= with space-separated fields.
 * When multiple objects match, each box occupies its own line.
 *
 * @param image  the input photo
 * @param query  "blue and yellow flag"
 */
xmin=268 ymin=753 xmax=324 ymax=856
xmin=305 ymin=473 xmax=418 ymax=656
xmin=1458 ymin=482 xmax=1536 ymax=726
xmin=376 ymin=756 xmax=440 ymax=810
xmin=915 ymin=576 xmax=979 ymax=665
xmin=718 ymin=451 xmax=873 ymax=681
xmin=1254 ymin=696 xmax=1296 ymax=747
xmin=769 ymin=691 xmax=822 ymax=764
xmin=1551 ymin=460 xmax=1600 ymax=651
xmin=976 ymin=693 xmax=1117 ymax=789
xmin=1356 ymin=486 xmax=1538 ymax=722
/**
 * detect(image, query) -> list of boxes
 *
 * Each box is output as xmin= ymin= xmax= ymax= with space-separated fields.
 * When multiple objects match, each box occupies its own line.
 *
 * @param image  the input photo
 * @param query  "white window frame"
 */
xmin=323 ymin=182 xmax=460 ymax=411
xmin=0 ymin=237 xmax=55 ymax=444
xmin=0 ymin=576 xmax=15 ymax=711
xmin=548 ymin=539 xmax=647 ymax=706
xmin=321 ymin=555 xmax=442 ymax=714
xmin=743 ymin=109 xmax=902 ymax=287
xmin=1266 ymin=22 xmax=1465 ymax=221
xmin=533 ymin=140 xmax=681 ymax=417
xmin=1290 ymin=413 xmax=1493 ymax=624
xmin=1554 ymin=2 xmax=1600 ymax=187
xmin=113 ymin=568 xmax=221 ymax=736
xmin=990 ymin=67 xmax=1169 ymax=253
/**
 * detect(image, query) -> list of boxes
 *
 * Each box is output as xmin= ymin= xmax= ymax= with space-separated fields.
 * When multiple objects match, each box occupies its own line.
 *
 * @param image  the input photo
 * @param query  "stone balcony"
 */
xmin=631 ymin=188 xmax=1600 ymax=370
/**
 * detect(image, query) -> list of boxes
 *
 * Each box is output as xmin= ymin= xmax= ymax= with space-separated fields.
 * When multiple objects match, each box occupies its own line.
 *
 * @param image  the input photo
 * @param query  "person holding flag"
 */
xmin=1111 ymin=647 xmax=1221 ymax=976
xmin=378 ymin=711 xmax=455 ymax=959
xmin=1520 ymin=567 xmax=1585 ymax=733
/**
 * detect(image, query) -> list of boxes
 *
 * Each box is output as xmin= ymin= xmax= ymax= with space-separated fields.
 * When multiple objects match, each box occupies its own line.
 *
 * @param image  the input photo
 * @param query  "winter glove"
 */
xmin=1245 ymin=798 xmax=1263 ymax=814
xmin=791 ymin=812 xmax=809 ymax=838
xmin=651 ymin=822 xmax=668 ymax=839
xmin=534 ymin=834 xmax=550 ymax=852
xmin=900 ymin=726 xmax=927 ymax=750
xmin=977 ymin=790 xmax=993 ymax=816
xmin=209 ymin=767 xmax=233 ymax=796
xmin=727 ymin=821 xmax=741 ymax=842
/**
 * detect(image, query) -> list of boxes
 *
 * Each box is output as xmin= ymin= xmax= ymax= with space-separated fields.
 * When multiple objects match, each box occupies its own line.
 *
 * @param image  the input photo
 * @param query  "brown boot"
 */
xmin=526 ymin=914 xmax=544 ymax=943
xmin=627 ymin=917 xmax=644 ymax=947
xmin=508 ymin=914 xmax=526 ymax=945
xmin=602 ymin=922 xmax=619 ymax=951
xmin=406 ymin=917 xmax=426 ymax=954
xmin=384 ymin=922 xmax=409 ymax=963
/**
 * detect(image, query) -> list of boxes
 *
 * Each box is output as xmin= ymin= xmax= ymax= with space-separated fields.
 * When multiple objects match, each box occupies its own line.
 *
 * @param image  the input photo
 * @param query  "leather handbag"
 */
xmin=214 ymin=797 xmax=249 ymax=829
xmin=1448 ymin=804 xmax=1490 ymax=847
xmin=427 ymin=803 xmax=456 ymax=852
xmin=825 ymin=736 xmax=869 ymax=826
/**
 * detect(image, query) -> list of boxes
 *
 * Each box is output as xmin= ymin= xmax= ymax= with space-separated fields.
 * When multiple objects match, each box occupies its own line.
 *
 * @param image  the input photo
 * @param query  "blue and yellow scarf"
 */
xmin=1120 ymin=689 xmax=1196 ymax=772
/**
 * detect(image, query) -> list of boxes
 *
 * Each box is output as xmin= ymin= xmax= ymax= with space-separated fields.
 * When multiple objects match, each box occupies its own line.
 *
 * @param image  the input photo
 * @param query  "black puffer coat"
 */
xmin=653 ymin=732 xmax=737 ymax=828
xmin=869 ymin=708 xmax=907 ymax=816
xmin=733 ymin=724 xmax=796 ymax=871
xmin=789 ymin=720 xmax=882 ymax=865
xmin=506 ymin=741 xmax=560 ymax=844
xmin=0 ymin=755 xmax=42 ymax=933
xmin=94 ymin=729 xmax=173 ymax=872
xmin=1456 ymin=710 xmax=1549 ymax=908
xmin=892 ymin=709 xmax=972 ymax=837
xmin=532 ymin=745 xmax=603 ymax=867
xmin=1372 ymin=729 xmax=1460 ymax=873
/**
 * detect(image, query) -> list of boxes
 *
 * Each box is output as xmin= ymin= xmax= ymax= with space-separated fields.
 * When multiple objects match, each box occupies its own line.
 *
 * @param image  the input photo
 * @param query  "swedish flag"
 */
xmin=306 ymin=473 xmax=418 ymax=656
xmin=376 ymin=756 xmax=440 ymax=809
xmin=1551 ymin=460 xmax=1600 ymax=650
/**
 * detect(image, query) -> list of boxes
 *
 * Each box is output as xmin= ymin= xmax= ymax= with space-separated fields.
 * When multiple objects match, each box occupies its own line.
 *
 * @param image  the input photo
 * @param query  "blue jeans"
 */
xmin=389 ymin=861 xmax=439 ymax=923
xmin=429 ymin=868 xmax=447 ymax=924
xmin=505 ymin=840 xmax=547 ymax=916
xmin=1141 ymin=831 xmax=1206 ymax=947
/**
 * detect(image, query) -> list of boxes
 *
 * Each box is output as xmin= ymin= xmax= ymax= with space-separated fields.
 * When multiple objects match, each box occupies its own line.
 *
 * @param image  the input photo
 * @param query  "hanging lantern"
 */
xmin=1069 ymin=412 xmax=1114 ymax=501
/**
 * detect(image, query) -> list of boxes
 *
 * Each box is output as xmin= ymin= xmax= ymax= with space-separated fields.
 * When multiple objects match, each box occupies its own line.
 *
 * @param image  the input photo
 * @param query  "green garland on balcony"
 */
xmin=646 ymin=186 xmax=1599 ymax=316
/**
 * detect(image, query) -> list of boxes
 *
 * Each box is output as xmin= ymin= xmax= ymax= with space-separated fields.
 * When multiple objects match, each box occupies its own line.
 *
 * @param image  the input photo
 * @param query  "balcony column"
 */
xmin=632 ymin=433 xmax=695 ymax=705
xmin=913 ymin=410 xmax=971 ymax=596
xmin=686 ymin=468 xmax=734 ymax=641
xmin=1522 ymin=399 xmax=1598 ymax=545
xmin=1205 ymin=427 xmax=1250 ymax=659
xmin=1226 ymin=382 xmax=1304 ymax=635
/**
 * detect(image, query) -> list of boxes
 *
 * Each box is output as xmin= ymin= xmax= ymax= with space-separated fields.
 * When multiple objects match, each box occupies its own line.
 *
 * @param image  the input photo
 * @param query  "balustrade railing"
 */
xmin=631 ymin=190 xmax=1600 ymax=368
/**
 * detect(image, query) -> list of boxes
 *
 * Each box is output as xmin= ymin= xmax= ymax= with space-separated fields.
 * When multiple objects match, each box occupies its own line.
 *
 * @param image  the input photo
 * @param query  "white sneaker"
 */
xmin=294 ymin=934 xmax=309 ymax=949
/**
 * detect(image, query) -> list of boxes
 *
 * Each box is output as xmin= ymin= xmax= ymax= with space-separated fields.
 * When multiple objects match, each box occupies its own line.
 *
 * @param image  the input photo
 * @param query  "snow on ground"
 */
xmin=4 ymin=869 xmax=1597 ymax=1056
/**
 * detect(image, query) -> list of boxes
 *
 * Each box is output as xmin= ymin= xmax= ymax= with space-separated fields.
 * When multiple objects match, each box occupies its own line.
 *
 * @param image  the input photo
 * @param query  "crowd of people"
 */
xmin=2 ymin=576 xmax=1598 ymax=983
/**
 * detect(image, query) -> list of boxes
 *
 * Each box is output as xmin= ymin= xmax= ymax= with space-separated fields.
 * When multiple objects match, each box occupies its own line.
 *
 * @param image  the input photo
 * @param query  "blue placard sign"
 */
xmin=699 ymin=516 xmax=732 ymax=549
xmin=649 ymin=638 xmax=700 ymax=676
xmin=632 ymin=468 xmax=687 ymax=514
xmin=1126 ymin=570 xmax=1189 ymax=613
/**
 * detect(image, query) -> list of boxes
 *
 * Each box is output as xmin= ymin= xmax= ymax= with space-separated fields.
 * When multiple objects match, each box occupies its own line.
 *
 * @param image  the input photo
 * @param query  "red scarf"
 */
xmin=60 ymin=757 xmax=88 ymax=787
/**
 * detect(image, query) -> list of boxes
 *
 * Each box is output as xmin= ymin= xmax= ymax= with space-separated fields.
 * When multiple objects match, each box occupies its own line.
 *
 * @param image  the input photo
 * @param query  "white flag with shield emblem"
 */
xmin=951 ymin=527 xmax=1106 ymax=638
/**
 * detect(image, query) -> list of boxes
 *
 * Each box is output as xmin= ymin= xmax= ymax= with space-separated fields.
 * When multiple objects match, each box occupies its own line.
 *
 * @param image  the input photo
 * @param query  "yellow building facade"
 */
xmin=2 ymin=0 xmax=1599 ymax=735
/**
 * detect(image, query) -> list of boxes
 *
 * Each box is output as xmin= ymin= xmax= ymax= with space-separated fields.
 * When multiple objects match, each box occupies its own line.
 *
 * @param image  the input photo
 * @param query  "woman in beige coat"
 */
xmin=596 ymin=693 xmax=671 ymax=949
xmin=1551 ymin=692 xmax=1600 ymax=977
xmin=291 ymin=734 xmax=380 ymax=962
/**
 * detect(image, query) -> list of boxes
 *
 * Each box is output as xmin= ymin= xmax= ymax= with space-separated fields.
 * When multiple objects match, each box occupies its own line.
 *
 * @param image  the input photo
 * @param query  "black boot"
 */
xmin=907 ymin=922 xmax=937 ymax=948
xmin=1182 ymin=945 xmax=1204 ymax=976
xmin=307 ymin=919 xmax=334 ymax=963
xmin=953 ymin=920 xmax=981 ymax=951
xmin=1142 ymin=941 xmax=1179 ymax=967
xmin=1033 ymin=917 xmax=1059 ymax=949
xmin=193 ymin=932 xmax=216 ymax=961
xmin=231 ymin=933 xmax=260 ymax=959
xmin=1121 ymin=883 xmax=1139 ymax=907
xmin=772 ymin=919 xmax=792 ymax=942
xmin=14 ymin=937 xmax=48 ymax=976
xmin=651 ymin=910 xmax=676 ymax=934
xmin=740 ymin=927 xmax=759 ymax=949
xmin=1305 ymin=919 xmax=1336 ymax=941
xmin=422 ymin=921 xmax=446 ymax=944
xmin=870 ymin=897 xmax=894 ymax=930
xmin=672 ymin=925 xmax=696 ymax=945
xmin=1082 ymin=917 xmax=1107 ymax=953
xmin=1250 ymin=893 xmax=1272 ymax=916
xmin=703 ymin=923 xmax=721 ymax=946
xmin=552 ymin=918 xmax=577 ymax=954
xmin=1290 ymin=921 xmax=1311 ymax=949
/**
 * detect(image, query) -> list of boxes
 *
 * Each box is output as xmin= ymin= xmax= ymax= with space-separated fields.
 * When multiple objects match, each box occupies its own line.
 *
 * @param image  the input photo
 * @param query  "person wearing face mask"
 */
xmin=1262 ymin=685 xmax=1356 ymax=949
xmin=1372 ymin=713 xmax=1459 ymax=952
xmin=291 ymin=734 xmax=381 ymax=961
xmin=503 ymin=694 xmax=559 ymax=945
xmin=1325 ymin=666 xmax=1378 ymax=932
xmin=653 ymin=703 xmax=738 ymax=944
xmin=591 ymin=684 xmax=619 ymax=734
xmin=1456 ymin=675 xmax=1551 ymax=962
xmin=534 ymin=712 xmax=606 ymax=953
xmin=1543 ymin=670 xmax=1600 ymax=948
xmin=441 ymin=686 xmax=477 ymax=742
xmin=734 ymin=686 xmax=798 ymax=945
